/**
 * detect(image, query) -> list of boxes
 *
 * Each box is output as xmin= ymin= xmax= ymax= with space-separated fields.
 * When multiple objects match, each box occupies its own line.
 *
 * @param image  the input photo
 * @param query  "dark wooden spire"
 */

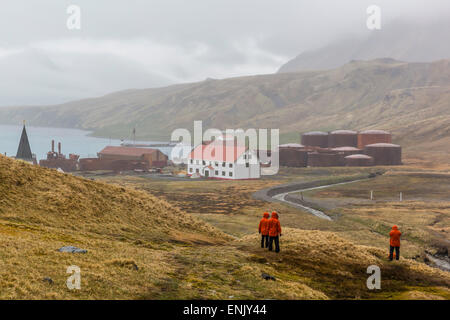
xmin=16 ymin=123 xmax=33 ymax=161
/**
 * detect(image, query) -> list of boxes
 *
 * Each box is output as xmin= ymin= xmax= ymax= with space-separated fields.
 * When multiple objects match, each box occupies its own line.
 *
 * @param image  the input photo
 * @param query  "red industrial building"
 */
xmin=357 ymin=130 xmax=392 ymax=149
xmin=39 ymin=140 xmax=79 ymax=172
xmin=78 ymin=146 xmax=168 ymax=172
xmin=78 ymin=158 xmax=150 ymax=172
xmin=97 ymin=146 xmax=168 ymax=168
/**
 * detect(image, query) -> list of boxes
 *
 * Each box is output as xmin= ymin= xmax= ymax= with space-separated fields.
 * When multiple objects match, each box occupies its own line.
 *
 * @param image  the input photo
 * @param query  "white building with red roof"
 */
xmin=187 ymin=142 xmax=260 ymax=180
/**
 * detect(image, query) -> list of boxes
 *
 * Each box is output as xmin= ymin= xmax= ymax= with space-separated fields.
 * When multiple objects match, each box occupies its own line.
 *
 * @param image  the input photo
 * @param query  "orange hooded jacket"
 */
xmin=389 ymin=225 xmax=402 ymax=247
xmin=268 ymin=211 xmax=282 ymax=237
xmin=258 ymin=212 xmax=270 ymax=236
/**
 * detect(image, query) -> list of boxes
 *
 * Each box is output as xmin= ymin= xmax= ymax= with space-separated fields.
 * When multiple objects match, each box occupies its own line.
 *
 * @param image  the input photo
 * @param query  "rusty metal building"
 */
xmin=98 ymin=146 xmax=168 ymax=168
xmin=328 ymin=130 xmax=358 ymax=148
xmin=364 ymin=143 xmax=402 ymax=165
xmin=278 ymin=144 xmax=308 ymax=167
xmin=357 ymin=130 xmax=392 ymax=149
xmin=39 ymin=140 xmax=79 ymax=172
xmin=307 ymin=152 xmax=342 ymax=167
xmin=301 ymin=131 xmax=329 ymax=148
xmin=344 ymin=154 xmax=374 ymax=167
xmin=79 ymin=158 xmax=150 ymax=172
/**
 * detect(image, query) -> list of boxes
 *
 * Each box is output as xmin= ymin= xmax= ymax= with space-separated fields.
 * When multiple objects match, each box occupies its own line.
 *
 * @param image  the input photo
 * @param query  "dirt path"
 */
xmin=253 ymin=175 xmax=373 ymax=221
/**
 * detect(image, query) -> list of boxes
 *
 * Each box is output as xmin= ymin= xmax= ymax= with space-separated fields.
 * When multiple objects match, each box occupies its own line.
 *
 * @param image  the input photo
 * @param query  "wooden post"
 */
xmin=400 ymin=192 xmax=403 ymax=202
xmin=370 ymin=190 xmax=374 ymax=200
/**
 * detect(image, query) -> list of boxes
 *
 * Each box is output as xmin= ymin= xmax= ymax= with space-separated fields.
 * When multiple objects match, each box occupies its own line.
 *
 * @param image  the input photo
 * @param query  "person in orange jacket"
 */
xmin=258 ymin=212 xmax=270 ymax=248
xmin=389 ymin=225 xmax=402 ymax=261
xmin=268 ymin=211 xmax=282 ymax=253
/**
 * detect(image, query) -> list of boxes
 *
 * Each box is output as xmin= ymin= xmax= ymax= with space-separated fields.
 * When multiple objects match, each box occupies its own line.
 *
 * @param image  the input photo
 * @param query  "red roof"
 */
xmin=99 ymin=146 xmax=157 ymax=157
xmin=189 ymin=143 xmax=247 ymax=162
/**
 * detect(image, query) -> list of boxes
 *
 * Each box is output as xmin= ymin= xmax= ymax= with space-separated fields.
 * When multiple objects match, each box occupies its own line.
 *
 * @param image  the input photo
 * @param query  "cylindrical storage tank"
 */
xmin=279 ymin=148 xmax=308 ymax=167
xmin=301 ymin=131 xmax=329 ymax=148
xmin=345 ymin=154 xmax=374 ymax=167
xmin=357 ymin=130 xmax=392 ymax=149
xmin=328 ymin=130 xmax=358 ymax=148
xmin=307 ymin=152 xmax=343 ymax=167
xmin=364 ymin=143 xmax=402 ymax=165
xmin=331 ymin=147 xmax=362 ymax=156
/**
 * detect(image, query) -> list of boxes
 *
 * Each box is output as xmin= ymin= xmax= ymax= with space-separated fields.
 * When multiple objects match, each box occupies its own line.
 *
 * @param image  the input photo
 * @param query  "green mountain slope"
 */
xmin=1 ymin=59 xmax=449 ymax=161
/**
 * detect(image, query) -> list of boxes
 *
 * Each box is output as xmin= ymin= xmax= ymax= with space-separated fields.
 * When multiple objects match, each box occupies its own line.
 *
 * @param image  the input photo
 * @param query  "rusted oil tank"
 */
xmin=331 ymin=146 xmax=362 ymax=156
xmin=344 ymin=154 xmax=374 ymax=167
xmin=301 ymin=131 xmax=329 ymax=148
xmin=357 ymin=130 xmax=392 ymax=149
xmin=364 ymin=143 xmax=402 ymax=165
xmin=307 ymin=152 xmax=343 ymax=167
xmin=279 ymin=145 xmax=308 ymax=167
xmin=328 ymin=130 xmax=358 ymax=148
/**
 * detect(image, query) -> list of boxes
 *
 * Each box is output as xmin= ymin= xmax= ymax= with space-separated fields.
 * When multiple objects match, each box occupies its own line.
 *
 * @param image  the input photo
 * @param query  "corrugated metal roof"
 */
xmin=99 ymin=146 xmax=157 ymax=156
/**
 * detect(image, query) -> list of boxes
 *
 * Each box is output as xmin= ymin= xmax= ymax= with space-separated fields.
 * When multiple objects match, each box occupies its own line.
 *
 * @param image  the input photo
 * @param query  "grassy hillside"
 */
xmin=1 ymin=59 xmax=449 ymax=162
xmin=1 ymin=156 xmax=449 ymax=299
xmin=0 ymin=155 xmax=222 ymax=244
xmin=0 ymin=154 xmax=226 ymax=299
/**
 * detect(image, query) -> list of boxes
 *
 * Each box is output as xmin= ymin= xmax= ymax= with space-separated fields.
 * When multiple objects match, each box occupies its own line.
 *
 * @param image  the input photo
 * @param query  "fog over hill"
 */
xmin=278 ymin=19 xmax=450 ymax=73
xmin=1 ymin=1 xmax=450 ymax=106
xmin=1 ymin=59 xmax=449 ymax=161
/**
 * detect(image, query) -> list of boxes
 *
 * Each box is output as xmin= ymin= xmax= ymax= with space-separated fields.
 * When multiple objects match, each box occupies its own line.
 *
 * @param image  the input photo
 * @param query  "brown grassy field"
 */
xmin=96 ymin=166 xmax=449 ymax=258
xmin=1 ymin=155 xmax=449 ymax=299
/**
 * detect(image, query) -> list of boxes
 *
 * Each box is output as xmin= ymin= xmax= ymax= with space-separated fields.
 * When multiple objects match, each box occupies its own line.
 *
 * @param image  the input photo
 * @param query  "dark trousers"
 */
xmin=268 ymin=236 xmax=280 ymax=253
xmin=261 ymin=235 xmax=269 ymax=248
xmin=389 ymin=246 xmax=400 ymax=261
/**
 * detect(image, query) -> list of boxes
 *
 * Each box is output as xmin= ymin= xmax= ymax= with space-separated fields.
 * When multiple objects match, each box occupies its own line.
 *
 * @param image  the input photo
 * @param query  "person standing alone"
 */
xmin=258 ymin=212 xmax=270 ymax=248
xmin=268 ymin=211 xmax=282 ymax=253
xmin=389 ymin=225 xmax=402 ymax=261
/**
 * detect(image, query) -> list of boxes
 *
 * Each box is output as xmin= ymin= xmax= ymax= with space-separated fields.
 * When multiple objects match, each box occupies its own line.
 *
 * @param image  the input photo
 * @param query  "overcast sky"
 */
xmin=0 ymin=0 xmax=449 ymax=106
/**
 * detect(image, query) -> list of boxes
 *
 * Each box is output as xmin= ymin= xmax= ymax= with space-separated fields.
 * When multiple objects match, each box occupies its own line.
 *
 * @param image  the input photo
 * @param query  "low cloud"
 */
xmin=0 ymin=0 xmax=448 ymax=106
xmin=0 ymin=37 xmax=286 ymax=106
